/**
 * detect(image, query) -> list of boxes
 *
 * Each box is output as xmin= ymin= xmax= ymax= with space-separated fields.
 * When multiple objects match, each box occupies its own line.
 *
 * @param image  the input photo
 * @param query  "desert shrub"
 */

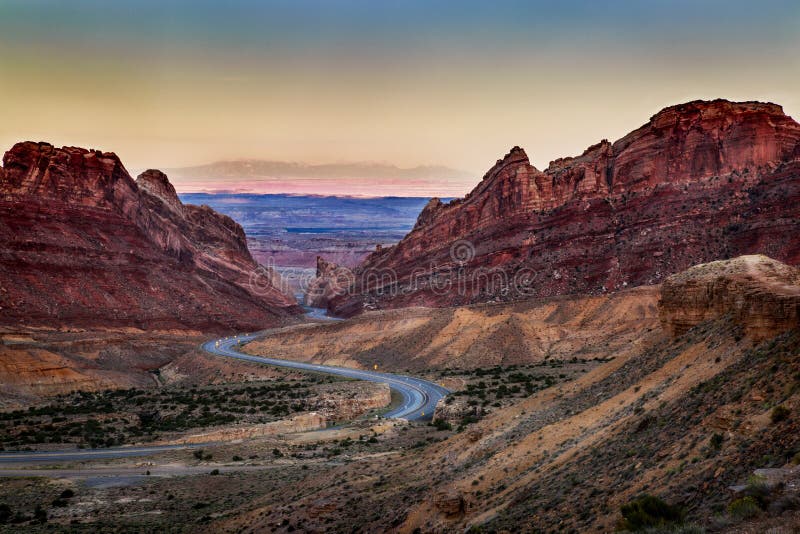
xmin=739 ymin=475 xmax=771 ymax=508
xmin=209 ymin=469 xmax=220 ymax=476
xmin=33 ymin=504 xmax=47 ymax=524
xmin=272 ymin=448 xmax=283 ymax=457
xmin=727 ymin=496 xmax=760 ymax=520
xmin=232 ymin=455 xmax=243 ymax=462
xmin=618 ymin=494 xmax=684 ymax=531
xmin=768 ymin=494 xmax=800 ymax=515
xmin=59 ymin=489 xmax=75 ymax=499
xmin=637 ymin=526 xmax=706 ymax=534
xmin=709 ymin=433 xmax=723 ymax=450
xmin=0 ymin=504 xmax=10 ymax=524
xmin=770 ymin=405 xmax=790 ymax=424
xmin=432 ymin=419 xmax=452 ymax=431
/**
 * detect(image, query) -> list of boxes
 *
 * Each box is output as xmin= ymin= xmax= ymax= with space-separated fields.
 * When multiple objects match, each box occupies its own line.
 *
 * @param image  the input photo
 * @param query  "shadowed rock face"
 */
xmin=331 ymin=99 xmax=800 ymax=316
xmin=0 ymin=142 xmax=299 ymax=332
xmin=659 ymin=255 xmax=800 ymax=340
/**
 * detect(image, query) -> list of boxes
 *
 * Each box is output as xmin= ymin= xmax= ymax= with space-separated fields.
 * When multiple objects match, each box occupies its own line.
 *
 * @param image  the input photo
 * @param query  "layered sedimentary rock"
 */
xmin=330 ymin=100 xmax=800 ymax=316
xmin=658 ymin=255 xmax=800 ymax=340
xmin=0 ymin=142 xmax=299 ymax=331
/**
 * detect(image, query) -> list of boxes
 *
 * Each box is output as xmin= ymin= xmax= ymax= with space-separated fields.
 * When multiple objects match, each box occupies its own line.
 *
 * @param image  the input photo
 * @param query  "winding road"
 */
xmin=0 ymin=306 xmax=449 ymax=465
xmin=202 ymin=333 xmax=448 ymax=421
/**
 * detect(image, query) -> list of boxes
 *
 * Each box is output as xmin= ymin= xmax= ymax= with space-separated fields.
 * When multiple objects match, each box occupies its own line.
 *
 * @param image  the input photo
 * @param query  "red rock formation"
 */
xmin=137 ymin=168 xmax=184 ymax=216
xmin=330 ymin=100 xmax=800 ymax=316
xmin=658 ymin=255 xmax=800 ymax=340
xmin=303 ymin=256 xmax=354 ymax=308
xmin=0 ymin=142 xmax=299 ymax=331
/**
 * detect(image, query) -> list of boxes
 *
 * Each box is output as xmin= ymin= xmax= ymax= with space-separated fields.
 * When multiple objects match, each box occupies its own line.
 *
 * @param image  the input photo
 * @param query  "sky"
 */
xmin=1 ymin=0 xmax=798 ymax=195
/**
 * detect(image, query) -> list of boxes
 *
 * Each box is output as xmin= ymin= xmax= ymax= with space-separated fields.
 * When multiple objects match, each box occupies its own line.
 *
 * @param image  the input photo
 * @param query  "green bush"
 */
xmin=618 ymin=494 xmax=684 ymax=531
xmin=432 ymin=419 xmax=452 ymax=431
xmin=770 ymin=405 xmax=790 ymax=424
xmin=727 ymin=496 xmax=760 ymax=520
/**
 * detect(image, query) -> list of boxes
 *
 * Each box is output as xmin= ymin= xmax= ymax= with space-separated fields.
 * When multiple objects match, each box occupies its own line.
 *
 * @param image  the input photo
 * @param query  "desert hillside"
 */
xmin=226 ymin=255 xmax=800 ymax=533
xmin=247 ymin=286 xmax=659 ymax=370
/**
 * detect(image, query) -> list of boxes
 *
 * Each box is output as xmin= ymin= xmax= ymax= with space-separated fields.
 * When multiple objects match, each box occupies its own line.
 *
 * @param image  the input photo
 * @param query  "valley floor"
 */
xmin=1 ymin=282 xmax=799 ymax=532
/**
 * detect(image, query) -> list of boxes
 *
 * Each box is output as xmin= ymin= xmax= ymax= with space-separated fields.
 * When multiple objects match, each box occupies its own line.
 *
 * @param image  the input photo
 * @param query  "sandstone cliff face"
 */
xmin=331 ymin=100 xmax=800 ymax=316
xmin=658 ymin=255 xmax=800 ymax=340
xmin=0 ymin=142 xmax=298 ymax=331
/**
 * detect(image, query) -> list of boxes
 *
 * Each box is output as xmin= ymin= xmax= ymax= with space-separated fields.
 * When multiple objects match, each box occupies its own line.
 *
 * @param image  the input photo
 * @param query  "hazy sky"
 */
xmin=1 ymin=0 xmax=798 ymax=194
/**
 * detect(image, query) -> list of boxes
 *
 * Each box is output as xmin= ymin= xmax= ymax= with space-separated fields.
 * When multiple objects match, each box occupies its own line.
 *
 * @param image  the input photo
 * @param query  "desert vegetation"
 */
xmin=0 ymin=376 xmax=342 ymax=450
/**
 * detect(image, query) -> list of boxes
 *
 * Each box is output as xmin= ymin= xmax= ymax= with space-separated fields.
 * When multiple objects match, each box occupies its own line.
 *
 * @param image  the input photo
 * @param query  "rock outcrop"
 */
xmin=163 ymin=412 xmax=327 ymax=445
xmin=658 ymin=255 xmax=800 ymax=340
xmin=330 ymin=100 xmax=800 ymax=316
xmin=303 ymin=256 xmax=354 ymax=308
xmin=432 ymin=397 xmax=483 ymax=427
xmin=0 ymin=142 xmax=299 ymax=331
xmin=308 ymin=382 xmax=391 ymax=421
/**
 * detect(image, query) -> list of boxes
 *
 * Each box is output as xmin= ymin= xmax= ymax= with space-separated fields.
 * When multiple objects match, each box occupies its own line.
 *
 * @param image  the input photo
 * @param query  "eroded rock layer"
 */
xmin=0 ymin=142 xmax=299 ymax=331
xmin=659 ymin=255 xmax=800 ymax=340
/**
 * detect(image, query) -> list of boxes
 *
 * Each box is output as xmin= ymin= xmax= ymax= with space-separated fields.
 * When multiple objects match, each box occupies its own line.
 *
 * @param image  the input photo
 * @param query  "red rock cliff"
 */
xmin=330 ymin=100 xmax=800 ymax=316
xmin=0 ymin=142 xmax=299 ymax=331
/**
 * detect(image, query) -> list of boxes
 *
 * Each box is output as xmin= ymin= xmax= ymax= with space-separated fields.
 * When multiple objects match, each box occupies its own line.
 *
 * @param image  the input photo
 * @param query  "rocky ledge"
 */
xmin=659 ymin=255 xmax=800 ymax=340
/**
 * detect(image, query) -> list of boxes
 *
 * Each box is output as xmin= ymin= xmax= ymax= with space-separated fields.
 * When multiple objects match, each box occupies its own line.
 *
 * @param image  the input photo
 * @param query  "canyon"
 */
xmin=2 ymin=100 xmax=800 ymax=533
xmin=328 ymin=100 xmax=800 ymax=316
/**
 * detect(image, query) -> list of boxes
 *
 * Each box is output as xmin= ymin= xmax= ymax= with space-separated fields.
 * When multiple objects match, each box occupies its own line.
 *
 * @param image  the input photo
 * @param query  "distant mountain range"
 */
xmin=165 ymin=160 xmax=473 ymax=197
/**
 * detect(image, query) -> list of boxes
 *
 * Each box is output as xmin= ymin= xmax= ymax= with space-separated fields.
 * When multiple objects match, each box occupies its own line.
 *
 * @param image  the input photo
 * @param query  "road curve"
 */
xmin=202 ymin=333 xmax=449 ymax=421
xmin=0 ymin=310 xmax=449 ymax=465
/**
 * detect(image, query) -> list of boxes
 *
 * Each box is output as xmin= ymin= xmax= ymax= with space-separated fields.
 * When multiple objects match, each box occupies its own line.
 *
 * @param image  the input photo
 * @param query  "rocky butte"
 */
xmin=0 ymin=142 xmax=299 ymax=331
xmin=329 ymin=99 xmax=800 ymax=316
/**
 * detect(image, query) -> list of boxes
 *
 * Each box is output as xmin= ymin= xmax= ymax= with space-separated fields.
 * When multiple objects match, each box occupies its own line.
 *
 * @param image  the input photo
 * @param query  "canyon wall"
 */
xmin=0 ymin=142 xmax=299 ymax=331
xmin=331 ymin=100 xmax=800 ymax=316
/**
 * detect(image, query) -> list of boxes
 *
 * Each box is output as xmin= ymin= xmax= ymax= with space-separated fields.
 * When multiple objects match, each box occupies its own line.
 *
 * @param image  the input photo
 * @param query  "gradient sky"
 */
xmin=1 ymin=0 xmax=798 ymax=195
